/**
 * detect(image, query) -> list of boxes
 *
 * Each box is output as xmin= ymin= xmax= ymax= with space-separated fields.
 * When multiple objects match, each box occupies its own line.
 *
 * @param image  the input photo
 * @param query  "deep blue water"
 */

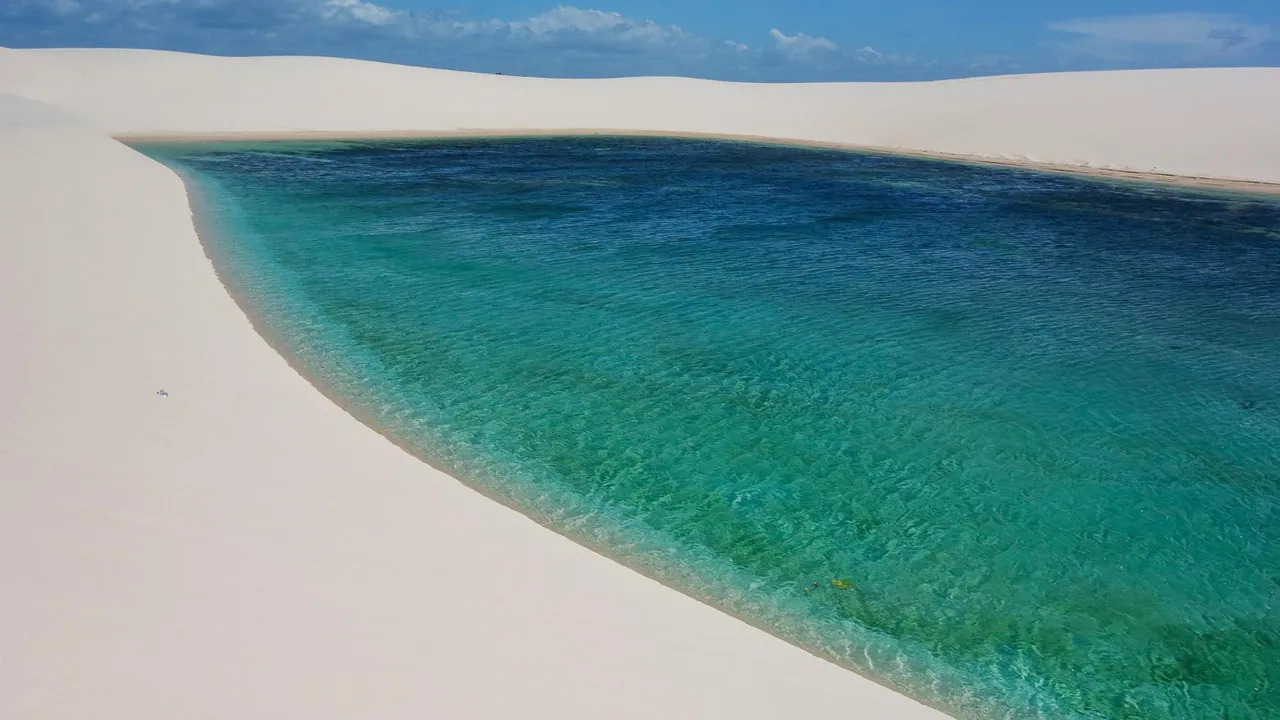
xmin=140 ymin=138 xmax=1280 ymax=719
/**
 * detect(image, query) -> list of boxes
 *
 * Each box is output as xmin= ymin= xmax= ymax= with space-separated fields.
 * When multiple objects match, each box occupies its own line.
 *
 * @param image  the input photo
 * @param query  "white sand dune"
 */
xmin=3 ymin=47 xmax=1280 ymax=186
xmin=1 ymin=47 xmax=1277 ymax=720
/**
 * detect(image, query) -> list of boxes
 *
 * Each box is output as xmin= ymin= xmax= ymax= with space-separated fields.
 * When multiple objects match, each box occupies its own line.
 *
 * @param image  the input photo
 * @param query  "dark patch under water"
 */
xmin=140 ymin=137 xmax=1280 ymax=719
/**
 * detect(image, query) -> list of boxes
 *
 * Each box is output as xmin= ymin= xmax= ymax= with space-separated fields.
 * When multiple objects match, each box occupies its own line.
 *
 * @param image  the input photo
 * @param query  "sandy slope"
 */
xmin=2 ymin=47 xmax=1277 ymax=720
xmin=0 ymin=92 xmax=951 ymax=718
xmin=2 ymin=48 xmax=1280 ymax=185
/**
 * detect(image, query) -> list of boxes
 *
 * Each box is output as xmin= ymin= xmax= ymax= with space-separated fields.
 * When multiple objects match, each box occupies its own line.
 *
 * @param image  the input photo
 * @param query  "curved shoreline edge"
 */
xmin=169 ymin=155 xmax=979 ymax=716
xmin=162 ymin=134 xmax=1280 ymax=718
xmin=0 ymin=102 xmax=954 ymax=718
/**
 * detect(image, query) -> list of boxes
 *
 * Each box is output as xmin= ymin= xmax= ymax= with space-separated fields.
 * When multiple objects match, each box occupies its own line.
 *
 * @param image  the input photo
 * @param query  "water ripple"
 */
xmin=142 ymin=137 xmax=1280 ymax=720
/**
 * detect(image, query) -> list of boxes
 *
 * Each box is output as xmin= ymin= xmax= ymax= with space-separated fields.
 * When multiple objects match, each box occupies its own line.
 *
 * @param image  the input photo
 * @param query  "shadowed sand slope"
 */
xmin=1 ymin=48 xmax=1279 ymax=184
xmin=0 ymin=92 xmax=950 ymax=718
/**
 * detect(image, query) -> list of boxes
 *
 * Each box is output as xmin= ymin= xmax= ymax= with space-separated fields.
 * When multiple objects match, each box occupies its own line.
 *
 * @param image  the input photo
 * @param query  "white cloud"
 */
xmin=324 ymin=0 xmax=397 ymax=26
xmin=1049 ymin=12 xmax=1276 ymax=59
xmin=769 ymin=28 xmax=839 ymax=58
xmin=513 ymin=6 xmax=624 ymax=35
xmin=503 ymin=6 xmax=696 ymax=47
xmin=849 ymin=45 xmax=918 ymax=68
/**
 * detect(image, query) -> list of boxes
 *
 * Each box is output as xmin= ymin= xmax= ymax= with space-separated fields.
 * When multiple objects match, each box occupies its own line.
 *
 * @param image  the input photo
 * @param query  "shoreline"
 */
xmin=3 ymin=102 xmax=954 ymax=718
xmin=172 ymin=162 xmax=964 ymax=718
xmin=122 ymin=129 xmax=1280 ymax=198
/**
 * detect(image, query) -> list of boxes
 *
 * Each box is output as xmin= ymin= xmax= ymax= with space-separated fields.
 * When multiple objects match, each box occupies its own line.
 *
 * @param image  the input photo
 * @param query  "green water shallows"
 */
xmin=140 ymin=138 xmax=1280 ymax=719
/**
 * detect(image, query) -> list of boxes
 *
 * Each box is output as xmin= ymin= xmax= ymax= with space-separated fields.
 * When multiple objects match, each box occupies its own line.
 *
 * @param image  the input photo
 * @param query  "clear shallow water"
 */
xmin=141 ymin=138 xmax=1280 ymax=719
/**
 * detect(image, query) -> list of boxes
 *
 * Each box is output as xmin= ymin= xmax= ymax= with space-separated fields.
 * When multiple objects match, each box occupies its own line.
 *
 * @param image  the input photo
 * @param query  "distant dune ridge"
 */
xmin=3 ymin=47 xmax=1280 ymax=186
xmin=0 ymin=47 xmax=1277 ymax=720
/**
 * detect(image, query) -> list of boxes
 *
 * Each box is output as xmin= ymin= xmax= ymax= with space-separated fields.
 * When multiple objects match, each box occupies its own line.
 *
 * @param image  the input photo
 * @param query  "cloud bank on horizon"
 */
xmin=2 ymin=1 xmax=1277 ymax=81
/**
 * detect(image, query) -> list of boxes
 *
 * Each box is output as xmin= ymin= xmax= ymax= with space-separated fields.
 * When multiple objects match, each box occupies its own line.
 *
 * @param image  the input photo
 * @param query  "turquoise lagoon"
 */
xmin=140 ymin=138 xmax=1280 ymax=719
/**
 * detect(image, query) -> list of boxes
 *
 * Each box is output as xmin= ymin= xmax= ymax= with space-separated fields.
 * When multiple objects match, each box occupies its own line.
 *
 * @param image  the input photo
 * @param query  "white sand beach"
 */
xmin=1 ymin=48 xmax=1277 ymax=719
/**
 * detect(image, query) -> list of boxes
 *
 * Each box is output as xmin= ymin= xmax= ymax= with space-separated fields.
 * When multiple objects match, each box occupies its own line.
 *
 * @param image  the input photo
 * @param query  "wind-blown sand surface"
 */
xmin=1 ymin=48 xmax=1277 ymax=719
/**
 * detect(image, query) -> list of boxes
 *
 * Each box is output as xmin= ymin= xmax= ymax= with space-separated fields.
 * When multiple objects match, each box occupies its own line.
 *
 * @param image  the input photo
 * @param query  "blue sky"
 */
xmin=3 ymin=0 xmax=1278 ymax=81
